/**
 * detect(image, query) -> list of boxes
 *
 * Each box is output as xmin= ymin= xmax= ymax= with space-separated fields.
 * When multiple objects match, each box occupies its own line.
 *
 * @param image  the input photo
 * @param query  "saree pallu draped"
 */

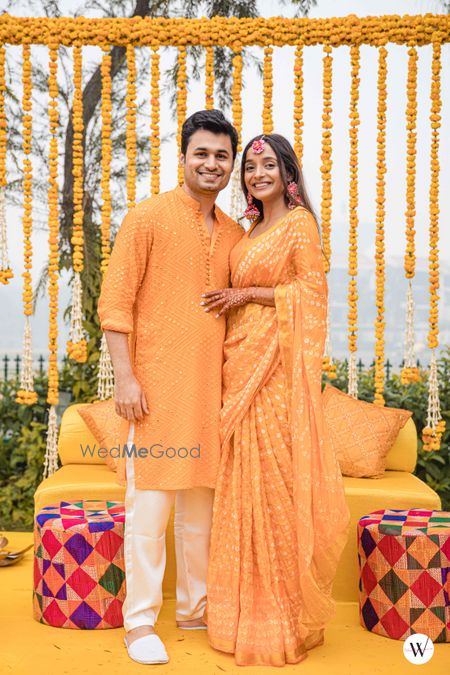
xmin=206 ymin=207 xmax=351 ymax=666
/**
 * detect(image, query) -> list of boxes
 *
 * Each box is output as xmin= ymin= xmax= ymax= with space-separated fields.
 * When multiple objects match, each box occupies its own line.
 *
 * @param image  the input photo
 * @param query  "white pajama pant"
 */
xmin=122 ymin=422 xmax=214 ymax=631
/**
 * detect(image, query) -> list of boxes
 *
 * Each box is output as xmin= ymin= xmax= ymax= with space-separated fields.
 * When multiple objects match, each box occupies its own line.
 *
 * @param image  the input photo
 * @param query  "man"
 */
xmin=97 ymin=109 xmax=244 ymax=665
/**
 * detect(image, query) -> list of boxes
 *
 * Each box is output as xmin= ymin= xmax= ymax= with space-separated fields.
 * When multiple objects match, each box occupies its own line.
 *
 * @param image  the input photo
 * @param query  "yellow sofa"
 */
xmin=34 ymin=403 xmax=442 ymax=603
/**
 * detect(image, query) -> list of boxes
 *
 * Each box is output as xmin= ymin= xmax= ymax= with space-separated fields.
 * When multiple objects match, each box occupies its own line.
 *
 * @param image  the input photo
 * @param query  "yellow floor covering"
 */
xmin=2 ymin=531 xmax=447 ymax=674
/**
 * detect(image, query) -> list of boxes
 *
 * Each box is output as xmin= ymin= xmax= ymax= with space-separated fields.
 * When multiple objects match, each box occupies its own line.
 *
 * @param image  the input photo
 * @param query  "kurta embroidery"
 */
xmin=97 ymin=185 xmax=244 ymax=489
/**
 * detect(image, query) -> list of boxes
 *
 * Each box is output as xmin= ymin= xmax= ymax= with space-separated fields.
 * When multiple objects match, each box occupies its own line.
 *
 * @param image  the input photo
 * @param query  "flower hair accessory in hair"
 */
xmin=251 ymin=137 xmax=266 ymax=154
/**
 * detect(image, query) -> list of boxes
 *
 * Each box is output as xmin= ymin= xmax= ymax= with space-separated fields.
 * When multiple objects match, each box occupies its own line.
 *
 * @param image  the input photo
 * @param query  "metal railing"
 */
xmin=1 ymin=352 xmax=424 ymax=383
xmin=1 ymin=354 xmax=69 ymax=381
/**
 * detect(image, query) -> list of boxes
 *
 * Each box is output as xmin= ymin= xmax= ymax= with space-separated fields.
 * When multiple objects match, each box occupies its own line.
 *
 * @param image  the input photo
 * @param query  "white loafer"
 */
xmin=176 ymin=622 xmax=207 ymax=630
xmin=123 ymin=633 xmax=169 ymax=664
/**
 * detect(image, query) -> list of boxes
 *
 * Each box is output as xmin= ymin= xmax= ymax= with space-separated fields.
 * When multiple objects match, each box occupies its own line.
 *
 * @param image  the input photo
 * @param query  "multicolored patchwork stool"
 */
xmin=358 ymin=508 xmax=450 ymax=642
xmin=33 ymin=500 xmax=125 ymax=629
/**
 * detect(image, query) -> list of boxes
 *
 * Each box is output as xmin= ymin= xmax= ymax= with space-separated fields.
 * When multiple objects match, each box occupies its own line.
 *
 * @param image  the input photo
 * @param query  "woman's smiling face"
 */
xmin=243 ymin=144 xmax=285 ymax=204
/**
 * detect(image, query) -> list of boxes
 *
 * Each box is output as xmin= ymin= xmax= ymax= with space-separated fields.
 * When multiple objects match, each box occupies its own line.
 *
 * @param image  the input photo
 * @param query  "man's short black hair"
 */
xmin=181 ymin=109 xmax=238 ymax=160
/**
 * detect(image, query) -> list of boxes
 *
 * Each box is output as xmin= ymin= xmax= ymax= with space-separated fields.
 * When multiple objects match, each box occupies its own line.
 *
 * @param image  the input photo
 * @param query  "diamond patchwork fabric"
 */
xmin=33 ymin=500 xmax=125 ymax=629
xmin=358 ymin=508 xmax=450 ymax=642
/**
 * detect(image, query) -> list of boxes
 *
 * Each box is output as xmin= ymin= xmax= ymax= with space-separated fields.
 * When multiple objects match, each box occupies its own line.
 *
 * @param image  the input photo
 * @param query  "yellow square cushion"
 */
xmin=322 ymin=384 xmax=412 ymax=478
xmin=384 ymin=415 xmax=417 ymax=472
xmin=76 ymin=399 xmax=122 ymax=471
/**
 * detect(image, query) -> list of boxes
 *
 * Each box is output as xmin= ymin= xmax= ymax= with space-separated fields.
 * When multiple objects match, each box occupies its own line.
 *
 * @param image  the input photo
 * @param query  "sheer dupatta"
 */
xmin=274 ymin=208 xmax=350 ymax=631
xmin=209 ymin=206 xmax=351 ymax=653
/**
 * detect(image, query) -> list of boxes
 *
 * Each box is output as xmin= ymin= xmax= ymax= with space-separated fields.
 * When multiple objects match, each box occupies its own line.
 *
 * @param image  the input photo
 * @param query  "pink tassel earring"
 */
xmin=287 ymin=181 xmax=303 ymax=209
xmin=243 ymin=192 xmax=260 ymax=221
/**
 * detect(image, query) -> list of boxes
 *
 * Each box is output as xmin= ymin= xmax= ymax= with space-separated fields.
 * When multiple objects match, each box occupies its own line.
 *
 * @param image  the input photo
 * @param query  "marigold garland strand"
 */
xmin=46 ymin=45 xmax=60 ymax=409
xmin=404 ymin=48 xmax=418 ymax=281
xmin=401 ymin=47 xmax=420 ymax=385
xmin=293 ymin=44 xmax=304 ymax=165
xmin=230 ymin=50 xmax=243 ymax=222
xmin=177 ymin=46 xmax=187 ymax=186
xmin=373 ymin=46 xmax=388 ymax=406
xmin=262 ymin=46 xmax=273 ymax=134
xmin=0 ymin=45 xmax=12 ymax=285
xmin=97 ymin=46 xmax=114 ymax=401
xmin=231 ymin=51 xmax=243 ymax=153
xmin=347 ymin=45 xmax=361 ymax=397
xmin=426 ymin=42 xmax=441 ymax=353
xmin=320 ymin=45 xmax=335 ymax=379
xmin=67 ymin=44 xmax=87 ymax=363
xmin=71 ymin=45 xmax=84 ymax=274
xmin=20 ymin=46 xmax=34 ymax=316
xmin=320 ymin=45 xmax=332 ymax=272
xmin=422 ymin=41 xmax=445 ymax=452
xmin=205 ymin=46 xmax=214 ymax=110
xmin=0 ymin=15 xmax=448 ymax=460
xmin=100 ymin=47 xmax=112 ymax=277
xmin=150 ymin=47 xmax=160 ymax=196
xmin=16 ymin=44 xmax=37 ymax=405
xmin=43 ymin=45 xmax=60 ymax=478
xmin=0 ymin=16 xmax=448 ymax=48
xmin=126 ymin=44 xmax=137 ymax=209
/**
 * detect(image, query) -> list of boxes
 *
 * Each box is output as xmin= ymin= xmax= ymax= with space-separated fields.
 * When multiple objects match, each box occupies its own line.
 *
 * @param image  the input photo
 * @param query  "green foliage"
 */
xmin=0 ymin=375 xmax=48 ymax=531
xmin=0 ymin=237 xmax=104 ymax=530
xmin=323 ymin=346 xmax=450 ymax=511
xmin=60 ymin=229 xmax=106 ymax=404
xmin=1 ymin=344 xmax=450 ymax=531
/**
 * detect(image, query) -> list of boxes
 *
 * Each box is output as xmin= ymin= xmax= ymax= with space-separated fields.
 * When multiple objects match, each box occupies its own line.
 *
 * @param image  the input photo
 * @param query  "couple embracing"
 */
xmin=97 ymin=109 xmax=350 ymax=667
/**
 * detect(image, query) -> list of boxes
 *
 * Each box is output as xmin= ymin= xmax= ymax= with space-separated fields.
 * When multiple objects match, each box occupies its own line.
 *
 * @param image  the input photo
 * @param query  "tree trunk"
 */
xmin=61 ymin=0 xmax=153 ymax=258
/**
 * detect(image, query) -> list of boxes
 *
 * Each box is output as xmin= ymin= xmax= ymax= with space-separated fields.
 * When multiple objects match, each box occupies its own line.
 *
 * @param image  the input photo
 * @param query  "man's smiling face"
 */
xmin=180 ymin=129 xmax=234 ymax=196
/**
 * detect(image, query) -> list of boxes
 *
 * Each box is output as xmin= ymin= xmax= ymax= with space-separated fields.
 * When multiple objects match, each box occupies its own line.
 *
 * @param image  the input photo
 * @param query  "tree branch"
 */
xmin=61 ymin=0 xmax=153 ymax=250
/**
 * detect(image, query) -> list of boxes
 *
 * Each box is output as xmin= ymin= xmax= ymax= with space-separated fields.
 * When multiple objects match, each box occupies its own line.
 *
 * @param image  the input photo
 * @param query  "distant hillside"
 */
xmin=1 ymin=219 xmax=449 ymax=372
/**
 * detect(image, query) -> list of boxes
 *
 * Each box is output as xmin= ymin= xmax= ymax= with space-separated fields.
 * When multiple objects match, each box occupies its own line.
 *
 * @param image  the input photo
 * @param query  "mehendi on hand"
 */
xmin=201 ymin=286 xmax=275 ymax=316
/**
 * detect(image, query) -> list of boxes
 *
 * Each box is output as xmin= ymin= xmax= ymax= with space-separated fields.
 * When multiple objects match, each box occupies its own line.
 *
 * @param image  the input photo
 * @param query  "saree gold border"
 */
xmin=0 ymin=16 xmax=448 ymax=46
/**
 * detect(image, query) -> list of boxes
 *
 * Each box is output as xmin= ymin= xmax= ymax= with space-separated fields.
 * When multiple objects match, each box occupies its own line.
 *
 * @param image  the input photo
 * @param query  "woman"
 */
xmin=201 ymin=134 xmax=351 ymax=666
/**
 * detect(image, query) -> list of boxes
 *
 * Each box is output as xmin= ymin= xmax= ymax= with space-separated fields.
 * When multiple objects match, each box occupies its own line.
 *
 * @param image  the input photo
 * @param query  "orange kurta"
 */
xmin=97 ymin=185 xmax=244 ymax=490
xmin=206 ymin=206 xmax=351 ymax=666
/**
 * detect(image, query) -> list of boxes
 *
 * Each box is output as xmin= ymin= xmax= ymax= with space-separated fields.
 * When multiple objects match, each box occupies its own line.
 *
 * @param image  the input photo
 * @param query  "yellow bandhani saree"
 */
xmin=206 ymin=206 xmax=351 ymax=666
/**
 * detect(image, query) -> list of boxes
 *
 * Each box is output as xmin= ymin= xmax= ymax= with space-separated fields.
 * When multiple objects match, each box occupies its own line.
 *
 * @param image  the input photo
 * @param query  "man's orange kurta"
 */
xmin=97 ymin=185 xmax=244 ymax=490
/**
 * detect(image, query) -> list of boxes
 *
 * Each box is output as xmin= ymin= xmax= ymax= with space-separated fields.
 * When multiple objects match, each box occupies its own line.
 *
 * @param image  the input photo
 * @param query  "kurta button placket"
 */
xmin=97 ymin=185 xmax=245 ymax=490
